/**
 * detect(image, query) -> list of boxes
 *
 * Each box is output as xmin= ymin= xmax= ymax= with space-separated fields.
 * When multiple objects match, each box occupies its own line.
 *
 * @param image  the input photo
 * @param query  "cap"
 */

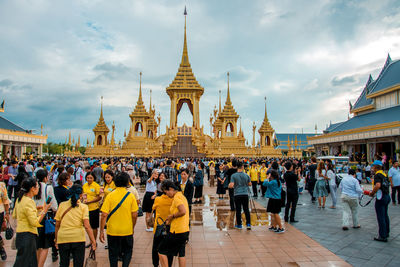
xmin=372 ymin=160 xmax=383 ymax=166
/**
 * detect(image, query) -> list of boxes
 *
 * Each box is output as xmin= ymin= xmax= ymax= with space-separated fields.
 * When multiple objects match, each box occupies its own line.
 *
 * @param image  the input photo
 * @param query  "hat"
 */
xmin=372 ymin=160 xmax=383 ymax=166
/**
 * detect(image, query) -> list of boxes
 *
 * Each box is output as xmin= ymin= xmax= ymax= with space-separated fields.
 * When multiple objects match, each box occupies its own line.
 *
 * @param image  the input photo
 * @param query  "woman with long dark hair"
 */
xmin=326 ymin=160 xmax=337 ymax=209
xmin=264 ymin=170 xmax=284 ymax=233
xmin=313 ymin=161 xmax=329 ymax=208
xmin=13 ymin=178 xmax=51 ymax=267
xmin=103 ymin=170 xmax=116 ymax=201
xmin=55 ymin=184 xmax=96 ymax=267
xmin=34 ymin=169 xmax=58 ymax=267
xmin=143 ymin=170 xmax=158 ymax=232
xmin=216 ymin=163 xmax=226 ymax=199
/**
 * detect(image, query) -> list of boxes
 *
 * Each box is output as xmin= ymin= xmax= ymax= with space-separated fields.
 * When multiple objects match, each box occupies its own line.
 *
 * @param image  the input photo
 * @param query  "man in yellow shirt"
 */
xmin=249 ymin=162 xmax=260 ymax=198
xmin=158 ymin=180 xmax=189 ymax=267
xmin=100 ymin=172 xmax=138 ymax=267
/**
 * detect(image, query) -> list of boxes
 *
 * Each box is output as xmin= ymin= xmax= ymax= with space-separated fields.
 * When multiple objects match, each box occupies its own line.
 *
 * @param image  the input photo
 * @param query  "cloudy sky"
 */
xmin=0 ymin=0 xmax=400 ymax=145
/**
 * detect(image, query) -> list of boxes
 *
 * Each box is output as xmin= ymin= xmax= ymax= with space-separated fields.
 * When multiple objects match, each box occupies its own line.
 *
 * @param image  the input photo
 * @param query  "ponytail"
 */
xmin=68 ymin=184 xmax=82 ymax=208
xmin=18 ymin=178 xmax=37 ymax=202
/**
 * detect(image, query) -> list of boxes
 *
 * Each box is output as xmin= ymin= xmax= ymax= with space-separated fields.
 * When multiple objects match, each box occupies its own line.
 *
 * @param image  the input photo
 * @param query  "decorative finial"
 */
xmin=181 ymin=6 xmax=189 ymax=65
xmin=149 ymin=89 xmax=152 ymax=111
xmin=138 ymin=72 xmax=143 ymax=104
xmin=218 ymin=90 xmax=221 ymax=113
xmin=264 ymin=96 xmax=267 ymax=118
xmin=226 ymin=72 xmax=231 ymax=104
xmin=100 ymin=96 xmax=104 ymax=119
xmin=184 ymin=5 xmax=187 ymax=16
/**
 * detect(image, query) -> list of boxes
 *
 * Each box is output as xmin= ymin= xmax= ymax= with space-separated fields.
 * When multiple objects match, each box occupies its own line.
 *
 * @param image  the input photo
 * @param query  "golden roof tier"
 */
xmin=258 ymin=97 xmax=274 ymax=134
xmin=218 ymin=72 xmax=239 ymax=119
xmin=130 ymin=72 xmax=149 ymax=119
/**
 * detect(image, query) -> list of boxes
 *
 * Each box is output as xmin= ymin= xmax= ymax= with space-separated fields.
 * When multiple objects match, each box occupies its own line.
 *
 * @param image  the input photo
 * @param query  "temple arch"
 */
xmin=226 ymin=123 xmax=234 ymax=137
xmin=97 ymin=135 xmax=102 ymax=146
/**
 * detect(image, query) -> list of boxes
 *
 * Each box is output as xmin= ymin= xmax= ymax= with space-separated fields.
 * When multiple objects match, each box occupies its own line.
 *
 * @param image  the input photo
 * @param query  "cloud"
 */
xmin=0 ymin=79 xmax=12 ymax=87
xmin=331 ymin=75 xmax=357 ymax=86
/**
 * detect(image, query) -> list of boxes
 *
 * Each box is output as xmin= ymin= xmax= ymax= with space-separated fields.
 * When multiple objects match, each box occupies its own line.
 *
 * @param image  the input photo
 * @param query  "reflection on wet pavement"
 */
xmin=191 ymin=194 xmax=270 ymax=230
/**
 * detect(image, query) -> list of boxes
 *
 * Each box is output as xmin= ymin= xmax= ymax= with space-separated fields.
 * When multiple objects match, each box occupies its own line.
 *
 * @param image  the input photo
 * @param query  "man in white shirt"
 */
xmin=389 ymin=161 xmax=400 ymax=205
xmin=339 ymin=169 xmax=363 ymax=230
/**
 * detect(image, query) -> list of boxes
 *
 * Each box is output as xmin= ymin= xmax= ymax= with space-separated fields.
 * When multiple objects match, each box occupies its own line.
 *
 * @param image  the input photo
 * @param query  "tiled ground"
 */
xmin=256 ymin=185 xmax=400 ymax=267
xmin=0 ymin=183 xmax=351 ymax=267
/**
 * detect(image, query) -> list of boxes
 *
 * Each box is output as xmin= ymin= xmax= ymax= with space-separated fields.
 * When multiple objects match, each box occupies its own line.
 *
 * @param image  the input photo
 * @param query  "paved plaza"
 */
xmin=1 ymin=183 xmax=352 ymax=267
xmin=256 ymin=188 xmax=400 ymax=267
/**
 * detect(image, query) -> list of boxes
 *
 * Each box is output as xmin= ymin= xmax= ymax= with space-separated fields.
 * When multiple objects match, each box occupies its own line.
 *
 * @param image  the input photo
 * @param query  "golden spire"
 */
xmin=218 ymin=72 xmax=238 ymax=118
xmin=258 ymin=96 xmax=274 ymax=134
xmin=138 ymin=72 xmax=143 ymax=105
xmin=131 ymin=72 xmax=149 ymax=117
xmin=111 ymin=121 xmax=116 ymax=145
xmin=41 ymin=124 xmax=43 ymax=135
xmin=149 ymin=89 xmax=152 ymax=112
xmin=77 ymin=135 xmax=80 ymax=147
xmin=86 ymin=138 xmax=89 ymax=146
xmin=218 ymin=90 xmax=221 ymax=114
xmin=124 ymin=129 xmax=126 ymax=137
xmin=68 ymin=131 xmax=72 ymax=146
xmin=93 ymin=96 xmax=110 ymax=134
xmin=166 ymin=6 xmax=204 ymax=96
xmin=226 ymin=72 xmax=232 ymax=105
xmin=181 ymin=5 xmax=189 ymax=65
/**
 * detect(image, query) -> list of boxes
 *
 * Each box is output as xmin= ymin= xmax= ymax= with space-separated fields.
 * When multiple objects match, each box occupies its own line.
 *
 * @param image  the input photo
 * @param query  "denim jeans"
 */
xmin=341 ymin=194 xmax=359 ymax=227
xmin=375 ymin=194 xmax=391 ymax=239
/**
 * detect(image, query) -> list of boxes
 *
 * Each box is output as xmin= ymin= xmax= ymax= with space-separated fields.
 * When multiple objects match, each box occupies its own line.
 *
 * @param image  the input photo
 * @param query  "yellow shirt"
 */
xmin=127 ymin=186 xmax=140 ymax=203
xmin=170 ymin=192 xmax=189 ymax=234
xmin=83 ymin=182 xmax=101 ymax=211
xmin=152 ymin=194 xmax=173 ymax=233
xmin=249 ymin=167 xmax=259 ymax=182
xmin=0 ymin=182 xmax=10 ymax=213
xmin=55 ymin=200 xmax=89 ymax=244
xmin=104 ymin=181 xmax=116 ymax=199
xmin=101 ymin=163 xmax=108 ymax=171
xmin=12 ymin=196 xmax=42 ymax=235
xmin=101 ymin=187 xmax=138 ymax=236
xmin=260 ymin=167 xmax=268 ymax=182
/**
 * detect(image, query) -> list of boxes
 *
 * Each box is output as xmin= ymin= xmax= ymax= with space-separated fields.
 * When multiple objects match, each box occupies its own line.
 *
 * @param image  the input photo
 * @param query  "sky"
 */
xmin=0 ymin=0 xmax=400 ymax=145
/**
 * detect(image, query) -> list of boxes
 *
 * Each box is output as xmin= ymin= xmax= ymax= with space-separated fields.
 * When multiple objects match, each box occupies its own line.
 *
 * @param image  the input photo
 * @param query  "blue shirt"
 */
xmin=389 ymin=167 xmax=400 ymax=187
xmin=263 ymin=179 xmax=281 ymax=199
xmin=339 ymin=174 xmax=363 ymax=198
xmin=8 ymin=166 xmax=18 ymax=186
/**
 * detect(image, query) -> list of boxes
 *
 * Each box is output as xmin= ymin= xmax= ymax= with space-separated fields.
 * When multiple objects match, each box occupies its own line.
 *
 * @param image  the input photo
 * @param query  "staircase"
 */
xmin=162 ymin=136 xmax=205 ymax=158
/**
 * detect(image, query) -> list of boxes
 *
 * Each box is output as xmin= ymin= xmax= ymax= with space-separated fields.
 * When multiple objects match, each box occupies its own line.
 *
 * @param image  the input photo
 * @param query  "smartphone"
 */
xmin=46 ymin=196 xmax=52 ymax=204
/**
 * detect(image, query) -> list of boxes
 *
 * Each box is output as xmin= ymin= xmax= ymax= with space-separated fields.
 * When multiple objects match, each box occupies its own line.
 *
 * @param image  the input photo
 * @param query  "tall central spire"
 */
xmin=138 ymin=72 xmax=144 ymax=105
xmin=181 ymin=6 xmax=189 ymax=66
xmin=166 ymin=6 xmax=204 ymax=96
xmin=226 ymin=72 xmax=232 ymax=105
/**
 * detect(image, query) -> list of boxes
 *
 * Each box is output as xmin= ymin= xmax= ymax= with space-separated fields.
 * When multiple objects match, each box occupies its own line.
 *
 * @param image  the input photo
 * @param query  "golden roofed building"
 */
xmin=82 ymin=7 xmax=283 ymax=158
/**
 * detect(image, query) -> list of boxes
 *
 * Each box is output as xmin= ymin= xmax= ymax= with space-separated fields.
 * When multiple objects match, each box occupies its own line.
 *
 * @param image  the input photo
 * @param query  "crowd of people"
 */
xmin=0 ymin=154 xmax=397 ymax=266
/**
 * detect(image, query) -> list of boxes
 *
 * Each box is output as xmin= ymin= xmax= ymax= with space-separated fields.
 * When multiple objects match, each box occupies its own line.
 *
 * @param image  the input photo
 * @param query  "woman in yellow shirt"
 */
xmin=55 ymin=184 xmax=96 ymax=267
xmin=82 ymin=172 xmax=101 ymax=246
xmin=13 ymin=177 xmax=51 ymax=267
xmin=103 ymin=170 xmax=116 ymax=200
xmin=158 ymin=180 xmax=190 ymax=267
xmin=151 ymin=191 xmax=173 ymax=267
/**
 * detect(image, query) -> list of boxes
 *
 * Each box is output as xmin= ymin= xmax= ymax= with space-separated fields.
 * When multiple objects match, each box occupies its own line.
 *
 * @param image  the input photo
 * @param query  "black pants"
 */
xmin=251 ymin=181 xmax=258 ymax=197
xmin=284 ymin=192 xmax=299 ymax=221
xmin=14 ymin=232 xmax=37 ymax=267
xmin=58 ymin=242 xmax=85 ymax=267
xmin=307 ymin=179 xmax=316 ymax=201
xmin=228 ymin=188 xmax=235 ymax=211
xmin=152 ymin=235 xmax=173 ymax=267
xmin=391 ymin=186 xmax=400 ymax=204
xmin=0 ymin=212 xmax=3 ymax=243
xmin=234 ymin=195 xmax=250 ymax=226
xmin=261 ymin=184 xmax=267 ymax=197
xmin=108 ymin=235 xmax=133 ymax=267
xmin=375 ymin=194 xmax=391 ymax=239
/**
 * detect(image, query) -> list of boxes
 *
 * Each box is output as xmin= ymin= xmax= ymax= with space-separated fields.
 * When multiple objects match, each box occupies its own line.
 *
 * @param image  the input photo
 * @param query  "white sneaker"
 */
xmin=146 ymin=228 xmax=154 ymax=232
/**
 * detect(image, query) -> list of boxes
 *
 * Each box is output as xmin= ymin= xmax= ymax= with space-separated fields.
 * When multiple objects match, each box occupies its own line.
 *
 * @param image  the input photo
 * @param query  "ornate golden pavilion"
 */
xmin=82 ymin=9 xmax=282 ymax=158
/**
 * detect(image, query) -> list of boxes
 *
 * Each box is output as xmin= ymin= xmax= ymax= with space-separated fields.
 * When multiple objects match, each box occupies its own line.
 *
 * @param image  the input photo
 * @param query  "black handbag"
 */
xmin=5 ymin=222 xmax=14 ymax=240
xmin=137 ymin=207 xmax=143 ymax=217
xmin=280 ymin=189 xmax=286 ymax=207
xmin=326 ymin=181 xmax=330 ymax=194
xmin=154 ymin=217 xmax=170 ymax=238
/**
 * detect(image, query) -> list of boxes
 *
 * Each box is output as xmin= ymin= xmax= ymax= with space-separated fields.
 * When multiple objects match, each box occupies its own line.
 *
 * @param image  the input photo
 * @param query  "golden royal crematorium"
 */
xmin=73 ymin=9 xmax=282 ymax=158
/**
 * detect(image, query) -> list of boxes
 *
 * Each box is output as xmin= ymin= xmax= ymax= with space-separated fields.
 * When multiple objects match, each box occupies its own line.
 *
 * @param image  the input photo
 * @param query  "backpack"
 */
xmin=377 ymin=173 xmax=390 ymax=195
